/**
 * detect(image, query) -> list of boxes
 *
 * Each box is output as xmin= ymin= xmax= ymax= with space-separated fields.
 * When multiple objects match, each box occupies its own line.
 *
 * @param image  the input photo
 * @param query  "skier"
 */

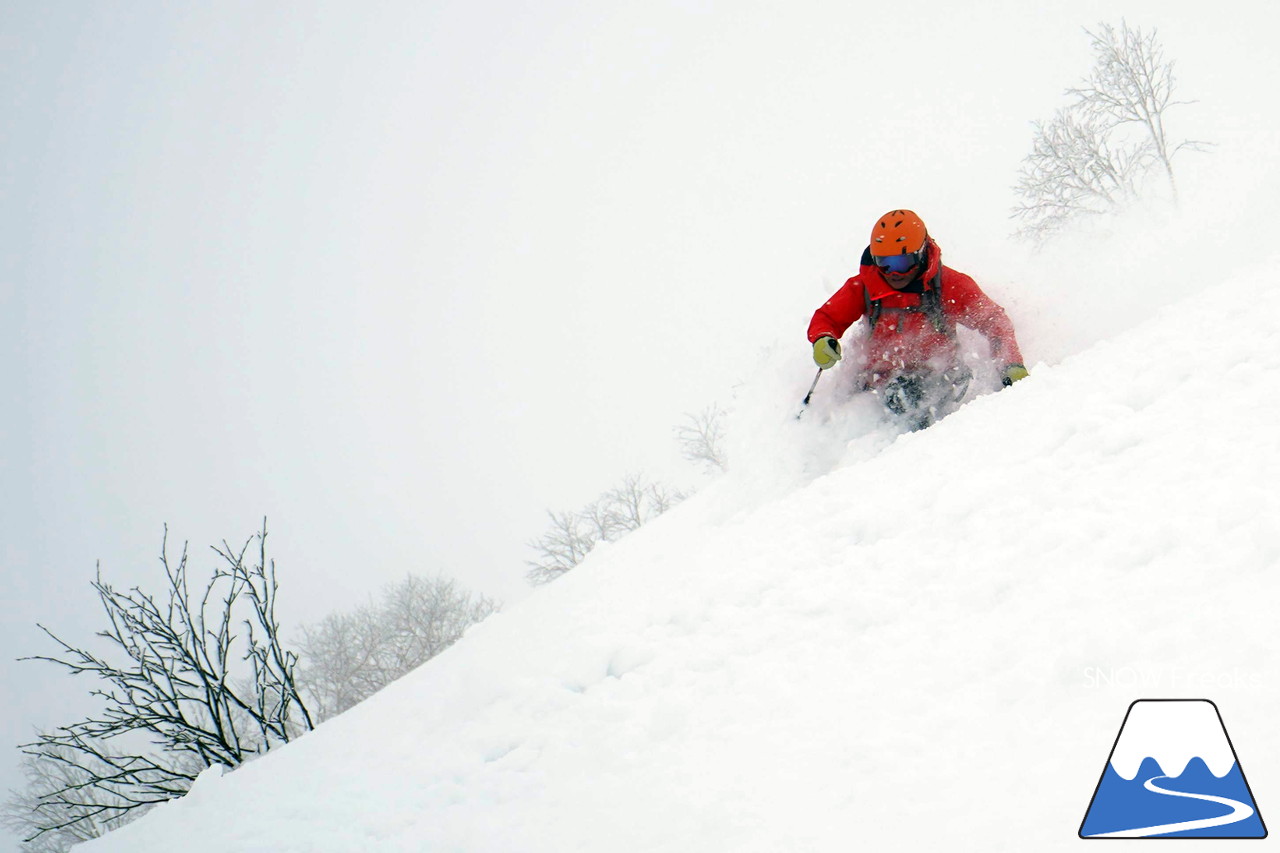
xmin=808 ymin=209 xmax=1027 ymax=429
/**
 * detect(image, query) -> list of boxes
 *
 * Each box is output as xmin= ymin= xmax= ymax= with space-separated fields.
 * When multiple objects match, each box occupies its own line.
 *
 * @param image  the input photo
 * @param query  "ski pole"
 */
xmin=802 ymin=368 xmax=823 ymax=405
xmin=797 ymin=368 xmax=824 ymax=418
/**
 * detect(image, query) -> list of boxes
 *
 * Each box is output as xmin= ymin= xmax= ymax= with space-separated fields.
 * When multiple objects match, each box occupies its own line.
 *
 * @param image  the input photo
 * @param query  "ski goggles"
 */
xmin=873 ymin=251 xmax=924 ymax=274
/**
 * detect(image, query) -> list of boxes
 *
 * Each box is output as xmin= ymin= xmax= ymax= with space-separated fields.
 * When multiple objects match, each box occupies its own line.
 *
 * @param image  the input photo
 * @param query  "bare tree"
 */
xmin=674 ymin=405 xmax=727 ymax=474
xmin=296 ymin=574 xmax=498 ymax=719
xmin=292 ymin=606 xmax=388 ymax=722
xmin=380 ymin=575 xmax=497 ymax=669
xmin=1 ymin=746 xmax=146 ymax=852
xmin=1068 ymin=22 xmax=1208 ymax=198
xmin=1013 ymin=107 xmax=1150 ymax=242
xmin=1012 ymin=21 xmax=1208 ymax=242
xmin=526 ymin=474 xmax=684 ymax=585
xmin=603 ymin=474 xmax=682 ymax=532
xmin=524 ymin=510 xmax=600 ymax=586
xmin=17 ymin=521 xmax=312 ymax=842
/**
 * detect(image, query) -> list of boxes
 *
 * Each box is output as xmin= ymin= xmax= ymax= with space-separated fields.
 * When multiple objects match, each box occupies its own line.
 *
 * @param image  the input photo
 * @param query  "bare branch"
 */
xmin=14 ymin=521 xmax=313 ymax=840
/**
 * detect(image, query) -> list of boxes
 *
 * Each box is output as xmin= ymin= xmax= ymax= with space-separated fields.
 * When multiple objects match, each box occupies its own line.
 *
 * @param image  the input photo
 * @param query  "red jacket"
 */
xmin=808 ymin=240 xmax=1024 ymax=383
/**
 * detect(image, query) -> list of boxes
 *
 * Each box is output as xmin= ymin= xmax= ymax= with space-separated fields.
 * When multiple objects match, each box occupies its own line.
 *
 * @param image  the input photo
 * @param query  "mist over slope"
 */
xmin=81 ymin=248 xmax=1280 ymax=850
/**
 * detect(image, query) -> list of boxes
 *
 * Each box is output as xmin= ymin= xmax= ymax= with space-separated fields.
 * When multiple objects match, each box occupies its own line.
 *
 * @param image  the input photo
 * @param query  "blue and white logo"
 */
xmin=1080 ymin=699 xmax=1266 ymax=838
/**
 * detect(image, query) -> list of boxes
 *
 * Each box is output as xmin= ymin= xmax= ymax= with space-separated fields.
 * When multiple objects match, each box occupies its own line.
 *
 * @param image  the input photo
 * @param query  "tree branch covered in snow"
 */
xmin=526 ymin=474 xmax=685 ymax=585
xmin=14 ymin=522 xmax=312 ymax=842
xmin=1012 ymin=20 xmax=1209 ymax=243
xmin=295 ymin=575 xmax=499 ymax=719
xmin=1012 ymin=108 xmax=1150 ymax=242
xmin=674 ymin=405 xmax=727 ymax=474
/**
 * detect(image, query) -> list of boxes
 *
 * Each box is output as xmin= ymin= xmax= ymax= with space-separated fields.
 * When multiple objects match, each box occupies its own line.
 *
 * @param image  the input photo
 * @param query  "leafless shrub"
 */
xmin=1 ymin=745 xmax=149 ymax=852
xmin=14 ymin=521 xmax=311 ymax=843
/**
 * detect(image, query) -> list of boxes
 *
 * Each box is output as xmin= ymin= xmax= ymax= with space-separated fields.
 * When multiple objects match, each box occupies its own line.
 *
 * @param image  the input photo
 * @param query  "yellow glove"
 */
xmin=812 ymin=336 xmax=842 ymax=370
xmin=1002 ymin=364 xmax=1029 ymax=387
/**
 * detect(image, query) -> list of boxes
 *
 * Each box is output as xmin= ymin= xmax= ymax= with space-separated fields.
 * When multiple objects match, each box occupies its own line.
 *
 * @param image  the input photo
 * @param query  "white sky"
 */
xmin=3 ymin=1 xmax=1278 ymax=848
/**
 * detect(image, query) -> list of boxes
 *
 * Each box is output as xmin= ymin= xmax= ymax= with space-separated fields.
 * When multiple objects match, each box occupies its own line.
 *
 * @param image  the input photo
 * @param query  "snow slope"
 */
xmin=81 ymin=269 xmax=1280 ymax=852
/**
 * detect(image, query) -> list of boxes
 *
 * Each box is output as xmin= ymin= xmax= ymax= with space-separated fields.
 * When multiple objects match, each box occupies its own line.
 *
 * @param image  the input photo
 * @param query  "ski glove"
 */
xmin=1002 ymin=364 xmax=1029 ymax=386
xmin=813 ymin=336 xmax=842 ymax=370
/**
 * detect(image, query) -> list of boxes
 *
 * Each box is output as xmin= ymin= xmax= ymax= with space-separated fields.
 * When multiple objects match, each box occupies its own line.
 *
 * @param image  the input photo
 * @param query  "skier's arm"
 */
xmin=807 ymin=278 xmax=866 ymax=344
xmin=943 ymin=271 xmax=1025 ymax=366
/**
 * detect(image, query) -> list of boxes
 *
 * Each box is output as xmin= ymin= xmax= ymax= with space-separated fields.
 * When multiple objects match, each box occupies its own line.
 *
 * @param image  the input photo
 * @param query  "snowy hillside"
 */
xmin=81 ymin=269 xmax=1280 ymax=852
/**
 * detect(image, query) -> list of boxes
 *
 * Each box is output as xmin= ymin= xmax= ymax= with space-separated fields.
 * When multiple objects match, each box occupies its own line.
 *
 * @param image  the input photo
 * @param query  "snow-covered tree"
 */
xmin=674 ymin=406 xmax=727 ymax=474
xmin=1013 ymin=21 xmax=1208 ymax=242
xmin=526 ymin=474 xmax=684 ymax=585
xmin=296 ymin=574 xmax=498 ymax=719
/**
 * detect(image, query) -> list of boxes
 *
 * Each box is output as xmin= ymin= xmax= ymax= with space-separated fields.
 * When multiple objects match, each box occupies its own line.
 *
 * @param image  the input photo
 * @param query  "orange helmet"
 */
xmin=868 ymin=210 xmax=928 ymax=257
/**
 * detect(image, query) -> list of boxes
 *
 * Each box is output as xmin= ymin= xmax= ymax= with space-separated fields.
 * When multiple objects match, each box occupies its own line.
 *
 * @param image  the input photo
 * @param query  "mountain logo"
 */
xmin=1080 ymin=699 xmax=1266 ymax=839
